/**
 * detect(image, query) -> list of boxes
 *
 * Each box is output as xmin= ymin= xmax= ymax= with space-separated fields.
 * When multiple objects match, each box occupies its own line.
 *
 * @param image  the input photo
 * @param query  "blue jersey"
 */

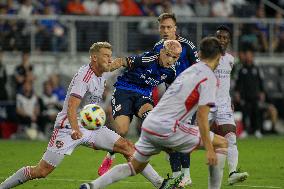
xmin=114 ymin=52 xmax=176 ymax=96
xmin=153 ymin=36 xmax=199 ymax=77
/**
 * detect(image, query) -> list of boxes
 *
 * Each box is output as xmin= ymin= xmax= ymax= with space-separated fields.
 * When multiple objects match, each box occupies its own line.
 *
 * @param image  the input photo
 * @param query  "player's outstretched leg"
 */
xmin=0 ymin=159 xmax=55 ymax=189
xmin=80 ymin=161 xmax=182 ymax=189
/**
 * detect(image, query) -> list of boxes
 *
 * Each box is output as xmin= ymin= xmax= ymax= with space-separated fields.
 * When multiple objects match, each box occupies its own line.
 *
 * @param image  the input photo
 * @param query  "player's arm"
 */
xmin=68 ymin=73 xmax=87 ymax=140
xmin=197 ymin=105 xmax=217 ymax=166
xmin=68 ymin=95 xmax=82 ymax=140
xmin=109 ymin=57 xmax=128 ymax=72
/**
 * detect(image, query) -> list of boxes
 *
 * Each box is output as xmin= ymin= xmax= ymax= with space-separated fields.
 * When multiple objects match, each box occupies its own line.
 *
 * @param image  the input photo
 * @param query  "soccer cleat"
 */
xmin=79 ymin=183 xmax=93 ymax=189
xmin=178 ymin=176 xmax=192 ymax=188
xmin=228 ymin=171 xmax=249 ymax=185
xmin=98 ymin=156 xmax=114 ymax=176
xmin=159 ymin=173 xmax=184 ymax=189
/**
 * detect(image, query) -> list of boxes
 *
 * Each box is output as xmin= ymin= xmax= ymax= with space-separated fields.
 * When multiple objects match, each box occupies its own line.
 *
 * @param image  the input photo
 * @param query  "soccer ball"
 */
xmin=80 ymin=104 xmax=106 ymax=130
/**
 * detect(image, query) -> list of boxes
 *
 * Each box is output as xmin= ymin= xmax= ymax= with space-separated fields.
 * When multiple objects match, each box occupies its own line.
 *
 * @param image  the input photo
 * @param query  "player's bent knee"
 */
xmin=117 ymin=128 xmax=129 ymax=137
xmin=33 ymin=160 xmax=54 ymax=178
xmin=213 ymin=134 xmax=228 ymax=149
xmin=114 ymin=117 xmax=130 ymax=137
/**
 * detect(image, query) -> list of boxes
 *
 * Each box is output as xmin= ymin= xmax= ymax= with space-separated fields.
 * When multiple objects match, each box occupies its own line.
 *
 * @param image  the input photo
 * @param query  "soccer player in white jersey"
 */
xmin=209 ymin=25 xmax=249 ymax=185
xmin=0 ymin=42 xmax=174 ymax=189
xmin=80 ymin=37 xmax=228 ymax=189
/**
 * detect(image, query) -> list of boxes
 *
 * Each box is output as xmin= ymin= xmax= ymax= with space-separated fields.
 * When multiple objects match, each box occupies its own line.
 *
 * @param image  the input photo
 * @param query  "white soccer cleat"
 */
xmin=178 ymin=176 xmax=192 ymax=188
xmin=228 ymin=171 xmax=249 ymax=185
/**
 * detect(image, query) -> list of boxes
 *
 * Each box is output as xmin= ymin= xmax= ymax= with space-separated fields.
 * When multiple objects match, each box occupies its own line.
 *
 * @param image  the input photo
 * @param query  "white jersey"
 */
xmin=55 ymin=64 xmax=107 ymax=128
xmin=143 ymin=62 xmax=217 ymax=136
xmin=214 ymin=52 xmax=234 ymax=110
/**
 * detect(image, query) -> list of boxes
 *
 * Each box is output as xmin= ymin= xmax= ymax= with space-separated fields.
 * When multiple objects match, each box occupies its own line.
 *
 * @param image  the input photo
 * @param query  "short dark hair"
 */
xmin=158 ymin=13 xmax=177 ymax=24
xmin=199 ymin=37 xmax=223 ymax=59
xmin=216 ymin=25 xmax=231 ymax=36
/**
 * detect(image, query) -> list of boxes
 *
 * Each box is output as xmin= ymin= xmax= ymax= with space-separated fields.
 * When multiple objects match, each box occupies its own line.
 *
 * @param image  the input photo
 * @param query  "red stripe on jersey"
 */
xmin=70 ymin=93 xmax=82 ymax=99
xmin=60 ymin=116 xmax=68 ymax=128
xmin=48 ymin=128 xmax=59 ymax=147
xmin=83 ymin=68 xmax=92 ymax=82
xmin=142 ymin=127 xmax=169 ymax=137
xmin=179 ymin=125 xmax=198 ymax=136
xmin=178 ymin=78 xmax=208 ymax=122
xmin=85 ymin=70 xmax=94 ymax=83
xmin=134 ymin=146 xmax=151 ymax=156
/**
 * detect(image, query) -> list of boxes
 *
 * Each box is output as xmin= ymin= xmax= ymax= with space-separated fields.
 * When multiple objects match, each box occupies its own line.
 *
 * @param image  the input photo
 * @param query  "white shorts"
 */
xmin=134 ymin=125 xmax=214 ymax=162
xmin=209 ymin=107 xmax=235 ymax=126
xmin=46 ymin=126 xmax=121 ymax=156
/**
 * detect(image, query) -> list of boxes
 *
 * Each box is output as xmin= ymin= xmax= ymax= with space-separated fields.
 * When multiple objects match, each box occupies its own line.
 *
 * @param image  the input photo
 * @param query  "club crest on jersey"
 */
xmin=56 ymin=140 xmax=64 ymax=149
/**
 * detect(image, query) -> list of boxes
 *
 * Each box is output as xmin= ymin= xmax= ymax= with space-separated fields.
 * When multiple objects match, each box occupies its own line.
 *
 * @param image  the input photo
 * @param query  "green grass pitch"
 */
xmin=0 ymin=136 xmax=284 ymax=189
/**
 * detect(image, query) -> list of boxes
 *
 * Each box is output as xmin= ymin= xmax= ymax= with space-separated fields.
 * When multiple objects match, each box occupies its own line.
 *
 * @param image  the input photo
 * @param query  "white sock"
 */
xmin=90 ymin=163 xmax=135 ymax=189
xmin=208 ymin=149 xmax=227 ymax=189
xmin=182 ymin=168 xmax=190 ymax=178
xmin=225 ymin=133 xmax=238 ymax=174
xmin=0 ymin=166 xmax=32 ymax=189
xmin=141 ymin=164 xmax=164 ymax=188
xmin=172 ymin=171 xmax=181 ymax=178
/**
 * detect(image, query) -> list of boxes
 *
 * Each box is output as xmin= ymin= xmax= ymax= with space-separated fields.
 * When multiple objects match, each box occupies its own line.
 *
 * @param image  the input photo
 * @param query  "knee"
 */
xmin=38 ymin=168 xmax=50 ymax=178
xmin=115 ymin=121 xmax=129 ymax=137
xmin=115 ymin=125 xmax=128 ymax=137
xmin=33 ymin=166 xmax=51 ymax=178
xmin=221 ymin=137 xmax=228 ymax=148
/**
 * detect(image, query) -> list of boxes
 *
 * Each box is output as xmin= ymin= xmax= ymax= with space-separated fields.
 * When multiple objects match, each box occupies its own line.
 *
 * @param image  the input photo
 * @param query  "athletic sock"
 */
xmin=208 ymin=149 xmax=227 ymax=189
xmin=141 ymin=164 xmax=164 ymax=188
xmin=91 ymin=163 xmax=135 ymax=189
xmin=0 ymin=166 xmax=32 ymax=189
xmin=225 ymin=133 xmax=238 ymax=174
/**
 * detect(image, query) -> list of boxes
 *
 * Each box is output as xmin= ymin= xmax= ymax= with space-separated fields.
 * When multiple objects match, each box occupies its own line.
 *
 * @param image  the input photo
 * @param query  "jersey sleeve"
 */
xmin=153 ymin=43 xmax=159 ymax=52
xmin=198 ymin=76 xmax=216 ymax=107
xmin=126 ymin=54 xmax=143 ymax=69
xmin=69 ymin=72 xmax=88 ymax=99
xmin=186 ymin=42 xmax=200 ymax=64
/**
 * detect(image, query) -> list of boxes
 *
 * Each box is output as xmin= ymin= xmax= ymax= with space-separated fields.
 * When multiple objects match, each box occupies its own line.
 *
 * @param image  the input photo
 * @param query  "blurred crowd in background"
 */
xmin=0 ymin=0 xmax=284 ymax=140
xmin=0 ymin=0 xmax=284 ymax=52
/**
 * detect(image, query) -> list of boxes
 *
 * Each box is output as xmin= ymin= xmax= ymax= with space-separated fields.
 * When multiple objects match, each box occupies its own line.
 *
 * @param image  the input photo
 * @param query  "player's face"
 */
xmin=216 ymin=30 xmax=230 ymax=51
xmin=94 ymin=48 xmax=112 ymax=72
xmin=159 ymin=18 xmax=177 ymax=40
xmin=160 ymin=48 xmax=180 ymax=68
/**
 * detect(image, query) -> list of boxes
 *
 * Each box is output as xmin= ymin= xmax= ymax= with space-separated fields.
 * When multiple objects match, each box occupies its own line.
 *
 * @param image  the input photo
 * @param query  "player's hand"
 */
xmin=206 ymin=150 xmax=217 ymax=166
xmin=71 ymin=129 xmax=83 ymax=140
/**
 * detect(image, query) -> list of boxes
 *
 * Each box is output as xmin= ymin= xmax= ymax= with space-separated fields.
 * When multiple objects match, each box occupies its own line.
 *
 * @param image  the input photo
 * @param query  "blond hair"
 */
xmin=89 ymin=42 xmax=112 ymax=55
xmin=164 ymin=40 xmax=182 ymax=54
xmin=158 ymin=13 xmax=177 ymax=24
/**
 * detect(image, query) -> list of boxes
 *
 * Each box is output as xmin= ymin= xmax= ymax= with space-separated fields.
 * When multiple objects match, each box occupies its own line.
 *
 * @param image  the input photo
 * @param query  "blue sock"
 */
xmin=180 ymin=153 xmax=190 ymax=168
xmin=169 ymin=152 xmax=181 ymax=173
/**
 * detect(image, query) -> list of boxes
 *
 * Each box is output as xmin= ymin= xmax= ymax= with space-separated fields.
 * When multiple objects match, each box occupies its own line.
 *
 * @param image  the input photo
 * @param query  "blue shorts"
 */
xmin=111 ymin=88 xmax=154 ymax=120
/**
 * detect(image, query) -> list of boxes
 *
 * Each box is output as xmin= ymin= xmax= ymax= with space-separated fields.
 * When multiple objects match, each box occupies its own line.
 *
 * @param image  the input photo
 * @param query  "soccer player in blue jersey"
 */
xmin=98 ymin=40 xmax=182 ymax=176
xmin=153 ymin=13 xmax=199 ymax=187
